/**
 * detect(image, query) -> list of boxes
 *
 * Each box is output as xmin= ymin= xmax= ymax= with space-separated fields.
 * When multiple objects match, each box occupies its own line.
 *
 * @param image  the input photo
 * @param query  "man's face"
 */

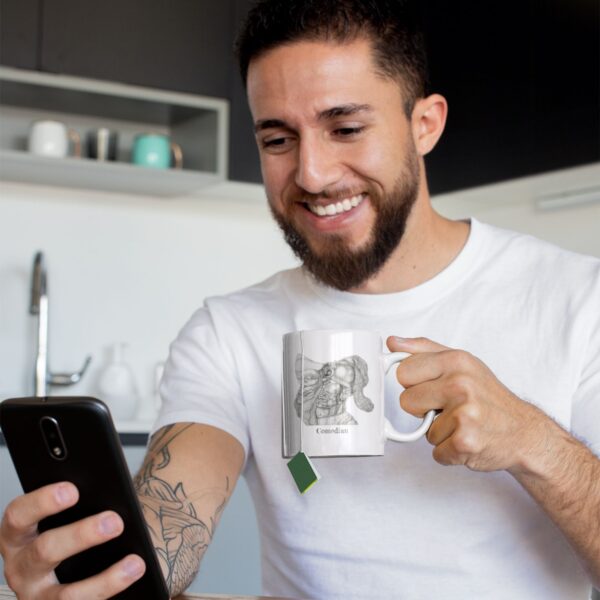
xmin=247 ymin=38 xmax=422 ymax=290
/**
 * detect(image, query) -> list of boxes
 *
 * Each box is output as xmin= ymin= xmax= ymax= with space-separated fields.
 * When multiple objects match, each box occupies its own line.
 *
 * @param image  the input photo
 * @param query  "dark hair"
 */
xmin=235 ymin=0 xmax=430 ymax=117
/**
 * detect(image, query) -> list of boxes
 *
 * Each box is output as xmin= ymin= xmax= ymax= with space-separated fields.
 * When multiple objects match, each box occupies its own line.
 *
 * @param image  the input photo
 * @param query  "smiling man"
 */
xmin=1 ymin=2 xmax=599 ymax=599
xmin=248 ymin=32 xmax=464 ymax=293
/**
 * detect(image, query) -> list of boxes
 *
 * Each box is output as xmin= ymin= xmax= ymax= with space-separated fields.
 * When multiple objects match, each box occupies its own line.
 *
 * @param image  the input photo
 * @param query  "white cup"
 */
xmin=28 ymin=120 xmax=81 ymax=158
xmin=282 ymin=329 xmax=436 ymax=458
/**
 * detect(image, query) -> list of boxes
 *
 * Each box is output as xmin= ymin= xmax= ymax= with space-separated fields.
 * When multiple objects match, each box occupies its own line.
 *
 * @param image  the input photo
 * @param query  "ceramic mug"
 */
xmin=282 ymin=329 xmax=436 ymax=458
xmin=87 ymin=128 xmax=118 ymax=161
xmin=28 ymin=120 xmax=81 ymax=158
xmin=131 ymin=133 xmax=183 ymax=169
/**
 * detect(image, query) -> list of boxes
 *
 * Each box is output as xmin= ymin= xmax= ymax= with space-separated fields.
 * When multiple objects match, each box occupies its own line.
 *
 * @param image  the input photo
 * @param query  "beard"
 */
xmin=270 ymin=144 xmax=421 ymax=291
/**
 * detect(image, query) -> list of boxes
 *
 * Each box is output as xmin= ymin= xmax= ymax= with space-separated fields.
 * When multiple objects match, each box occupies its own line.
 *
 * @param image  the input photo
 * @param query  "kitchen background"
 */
xmin=0 ymin=0 xmax=599 ymax=596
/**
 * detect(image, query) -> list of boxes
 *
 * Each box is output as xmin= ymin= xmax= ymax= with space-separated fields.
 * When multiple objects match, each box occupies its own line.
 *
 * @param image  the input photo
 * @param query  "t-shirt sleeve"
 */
xmin=151 ymin=305 xmax=249 ymax=459
xmin=571 ymin=280 xmax=600 ymax=457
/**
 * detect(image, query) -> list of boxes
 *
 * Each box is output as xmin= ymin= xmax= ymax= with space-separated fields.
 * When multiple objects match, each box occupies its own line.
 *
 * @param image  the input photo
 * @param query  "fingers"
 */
xmin=395 ymin=353 xmax=446 ymax=387
xmin=0 ymin=484 xmax=140 ymax=600
xmin=1 ymin=482 xmax=79 ymax=547
xmin=431 ymin=436 xmax=462 ymax=466
xmin=21 ymin=510 xmax=124 ymax=577
xmin=54 ymin=554 xmax=146 ymax=600
xmin=387 ymin=335 xmax=449 ymax=354
xmin=387 ymin=336 xmax=455 ymax=388
xmin=424 ymin=403 xmax=490 ymax=469
xmin=425 ymin=410 xmax=455 ymax=446
xmin=395 ymin=348 xmax=476 ymax=389
xmin=399 ymin=378 xmax=447 ymax=417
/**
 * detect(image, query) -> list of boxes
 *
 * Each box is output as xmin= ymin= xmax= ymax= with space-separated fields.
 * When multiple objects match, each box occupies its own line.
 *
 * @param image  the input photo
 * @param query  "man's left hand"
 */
xmin=387 ymin=336 xmax=549 ymax=474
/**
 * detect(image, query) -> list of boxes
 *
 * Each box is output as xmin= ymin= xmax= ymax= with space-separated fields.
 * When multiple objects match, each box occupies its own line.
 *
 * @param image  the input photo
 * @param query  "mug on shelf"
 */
xmin=28 ymin=120 xmax=81 ymax=159
xmin=86 ymin=128 xmax=118 ymax=161
xmin=131 ymin=133 xmax=183 ymax=169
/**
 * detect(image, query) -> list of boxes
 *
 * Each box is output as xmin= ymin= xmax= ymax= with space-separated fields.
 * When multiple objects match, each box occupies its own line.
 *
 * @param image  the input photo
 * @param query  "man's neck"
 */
xmin=350 ymin=199 xmax=470 ymax=295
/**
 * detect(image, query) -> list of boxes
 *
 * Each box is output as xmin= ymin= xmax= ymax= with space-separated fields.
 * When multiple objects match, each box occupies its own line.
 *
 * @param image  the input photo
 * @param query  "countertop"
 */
xmin=0 ymin=586 xmax=293 ymax=599
xmin=0 ymin=425 xmax=151 ymax=447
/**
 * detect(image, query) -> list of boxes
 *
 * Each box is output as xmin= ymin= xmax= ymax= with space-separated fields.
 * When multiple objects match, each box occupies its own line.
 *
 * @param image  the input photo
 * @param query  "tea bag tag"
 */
xmin=287 ymin=332 xmax=320 ymax=494
xmin=287 ymin=451 xmax=321 ymax=494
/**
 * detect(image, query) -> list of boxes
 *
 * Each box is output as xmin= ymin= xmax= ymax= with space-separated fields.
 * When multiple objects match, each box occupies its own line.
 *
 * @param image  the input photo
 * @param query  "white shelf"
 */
xmin=0 ymin=149 xmax=222 ymax=197
xmin=0 ymin=66 xmax=229 ymax=197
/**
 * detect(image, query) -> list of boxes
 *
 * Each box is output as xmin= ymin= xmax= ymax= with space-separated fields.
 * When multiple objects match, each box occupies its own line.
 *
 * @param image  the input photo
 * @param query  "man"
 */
xmin=1 ymin=1 xmax=599 ymax=598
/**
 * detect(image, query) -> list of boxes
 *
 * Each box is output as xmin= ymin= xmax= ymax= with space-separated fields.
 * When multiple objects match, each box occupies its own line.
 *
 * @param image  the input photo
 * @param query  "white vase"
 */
xmin=97 ymin=343 xmax=139 ymax=421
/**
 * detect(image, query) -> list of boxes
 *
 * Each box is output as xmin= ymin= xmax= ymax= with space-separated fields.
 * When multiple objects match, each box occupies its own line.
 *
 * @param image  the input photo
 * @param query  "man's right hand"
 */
xmin=0 ymin=482 xmax=145 ymax=599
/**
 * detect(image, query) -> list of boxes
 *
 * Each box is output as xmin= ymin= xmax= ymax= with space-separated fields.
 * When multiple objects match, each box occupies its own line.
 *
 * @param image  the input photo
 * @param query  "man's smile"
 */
xmin=294 ymin=192 xmax=372 ymax=235
xmin=304 ymin=192 xmax=367 ymax=217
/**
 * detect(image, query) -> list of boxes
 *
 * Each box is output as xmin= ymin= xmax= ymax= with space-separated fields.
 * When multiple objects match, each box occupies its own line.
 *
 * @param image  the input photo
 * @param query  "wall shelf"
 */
xmin=0 ymin=149 xmax=222 ymax=197
xmin=0 ymin=67 xmax=229 ymax=197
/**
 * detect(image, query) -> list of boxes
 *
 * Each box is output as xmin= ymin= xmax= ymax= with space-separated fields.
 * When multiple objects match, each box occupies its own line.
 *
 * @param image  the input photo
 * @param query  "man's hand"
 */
xmin=388 ymin=335 xmax=600 ymax=587
xmin=0 ymin=482 xmax=145 ymax=599
xmin=387 ymin=335 xmax=552 ymax=473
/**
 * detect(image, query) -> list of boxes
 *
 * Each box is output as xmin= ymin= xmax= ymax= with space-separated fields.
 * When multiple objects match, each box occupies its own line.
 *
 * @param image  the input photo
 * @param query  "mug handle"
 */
xmin=68 ymin=128 xmax=81 ymax=158
xmin=381 ymin=351 xmax=436 ymax=443
xmin=170 ymin=141 xmax=183 ymax=169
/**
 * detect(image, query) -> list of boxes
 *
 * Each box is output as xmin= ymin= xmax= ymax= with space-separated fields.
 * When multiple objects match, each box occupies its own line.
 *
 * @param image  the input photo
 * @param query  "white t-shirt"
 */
xmin=154 ymin=219 xmax=600 ymax=600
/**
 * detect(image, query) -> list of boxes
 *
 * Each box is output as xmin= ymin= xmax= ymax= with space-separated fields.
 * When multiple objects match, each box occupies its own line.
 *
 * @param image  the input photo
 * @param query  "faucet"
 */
xmin=30 ymin=251 xmax=91 ymax=396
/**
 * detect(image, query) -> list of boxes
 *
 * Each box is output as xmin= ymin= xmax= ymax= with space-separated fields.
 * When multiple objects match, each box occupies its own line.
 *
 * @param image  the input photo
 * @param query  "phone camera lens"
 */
xmin=39 ymin=417 xmax=68 ymax=461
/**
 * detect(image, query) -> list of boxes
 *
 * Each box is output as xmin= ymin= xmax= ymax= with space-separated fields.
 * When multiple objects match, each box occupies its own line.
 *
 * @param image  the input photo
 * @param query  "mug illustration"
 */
xmin=294 ymin=354 xmax=373 ymax=426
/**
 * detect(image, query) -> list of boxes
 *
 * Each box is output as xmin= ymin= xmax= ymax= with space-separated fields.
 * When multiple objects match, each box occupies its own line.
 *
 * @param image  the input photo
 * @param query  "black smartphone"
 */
xmin=0 ymin=396 xmax=169 ymax=600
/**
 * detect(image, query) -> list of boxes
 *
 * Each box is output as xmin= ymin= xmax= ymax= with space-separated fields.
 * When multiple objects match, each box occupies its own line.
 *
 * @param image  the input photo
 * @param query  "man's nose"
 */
xmin=295 ymin=136 xmax=344 ymax=194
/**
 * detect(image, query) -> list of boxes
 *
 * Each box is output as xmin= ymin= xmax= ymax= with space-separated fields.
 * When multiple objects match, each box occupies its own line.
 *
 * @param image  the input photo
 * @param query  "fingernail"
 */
xmin=122 ymin=556 xmax=145 ymax=579
xmin=100 ymin=514 xmax=121 ymax=535
xmin=55 ymin=483 xmax=75 ymax=505
xmin=393 ymin=336 xmax=409 ymax=343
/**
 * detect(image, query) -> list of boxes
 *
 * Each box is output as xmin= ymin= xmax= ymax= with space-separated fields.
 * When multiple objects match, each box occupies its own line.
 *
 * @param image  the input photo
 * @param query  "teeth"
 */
xmin=307 ymin=194 xmax=365 ymax=217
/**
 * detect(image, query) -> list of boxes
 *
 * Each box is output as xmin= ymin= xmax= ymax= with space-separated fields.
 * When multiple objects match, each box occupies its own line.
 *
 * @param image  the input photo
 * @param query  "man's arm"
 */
xmin=388 ymin=336 xmax=600 ymax=588
xmin=509 ymin=421 xmax=600 ymax=587
xmin=133 ymin=422 xmax=245 ymax=597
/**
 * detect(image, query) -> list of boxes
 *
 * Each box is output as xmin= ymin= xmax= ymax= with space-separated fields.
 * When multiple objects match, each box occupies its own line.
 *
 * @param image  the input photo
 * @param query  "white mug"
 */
xmin=28 ymin=120 xmax=81 ymax=158
xmin=282 ymin=330 xmax=436 ymax=457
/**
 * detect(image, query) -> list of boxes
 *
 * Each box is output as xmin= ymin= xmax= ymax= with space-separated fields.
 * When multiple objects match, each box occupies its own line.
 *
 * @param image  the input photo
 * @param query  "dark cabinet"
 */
xmin=227 ymin=0 xmax=600 ymax=189
xmin=0 ymin=0 xmax=42 ymax=70
xmin=228 ymin=0 xmax=261 ymax=183
xmin=422 ymin=0 xmax=599 ymax=195
xmin=39 ymin=0 xmax=233 ymax=99
xmin=0 ymin=0 xmax=597 ymax=190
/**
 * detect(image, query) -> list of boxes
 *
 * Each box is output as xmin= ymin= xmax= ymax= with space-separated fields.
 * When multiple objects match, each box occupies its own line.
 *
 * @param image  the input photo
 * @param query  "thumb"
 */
xmin=386 ymin=336 xmax=450 ymax=354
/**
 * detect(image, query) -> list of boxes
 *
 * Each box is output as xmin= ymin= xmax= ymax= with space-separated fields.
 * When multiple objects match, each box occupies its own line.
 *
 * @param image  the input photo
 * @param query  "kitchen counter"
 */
xmin=0 ymin=431 xmax=149 ymax=446
xmin=0 ymin=586 xmax=294 ymax=599
xmin=0 ymin=425 xmax=151 ymax=447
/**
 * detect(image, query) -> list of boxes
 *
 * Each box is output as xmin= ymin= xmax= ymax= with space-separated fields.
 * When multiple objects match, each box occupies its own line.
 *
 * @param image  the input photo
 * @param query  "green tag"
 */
xmin=287 ymin=451 xmax=321 ymax=494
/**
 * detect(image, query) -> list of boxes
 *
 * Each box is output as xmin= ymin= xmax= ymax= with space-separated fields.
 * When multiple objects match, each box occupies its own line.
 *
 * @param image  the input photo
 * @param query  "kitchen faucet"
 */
xmin=30 ymin=251 xmax=91 ymax=396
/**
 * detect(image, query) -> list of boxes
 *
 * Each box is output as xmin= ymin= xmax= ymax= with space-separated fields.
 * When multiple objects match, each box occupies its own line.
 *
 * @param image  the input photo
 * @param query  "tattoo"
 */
xmin=133 ymin=425 xmax=229 ymax=595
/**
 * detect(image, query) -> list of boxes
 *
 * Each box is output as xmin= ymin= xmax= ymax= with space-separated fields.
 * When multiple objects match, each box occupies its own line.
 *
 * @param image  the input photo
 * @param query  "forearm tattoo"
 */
xmin=133 ymin=425 xmax=229 ymax=595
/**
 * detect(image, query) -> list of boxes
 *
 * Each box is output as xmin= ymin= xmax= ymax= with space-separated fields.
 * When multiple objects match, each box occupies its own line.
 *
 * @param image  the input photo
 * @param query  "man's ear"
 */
xmin=411 ymin=94 xmax=448 ymax=156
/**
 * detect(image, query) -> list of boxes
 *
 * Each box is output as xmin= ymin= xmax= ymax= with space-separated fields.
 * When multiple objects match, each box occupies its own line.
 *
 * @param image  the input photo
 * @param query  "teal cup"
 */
xmin=131 ymin=134 xmax=183 ymax=169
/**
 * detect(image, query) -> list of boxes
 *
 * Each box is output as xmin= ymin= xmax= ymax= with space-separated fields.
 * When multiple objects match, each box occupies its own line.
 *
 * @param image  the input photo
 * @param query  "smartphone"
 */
xmin=0 ymin=396 xmax=169 ymax=600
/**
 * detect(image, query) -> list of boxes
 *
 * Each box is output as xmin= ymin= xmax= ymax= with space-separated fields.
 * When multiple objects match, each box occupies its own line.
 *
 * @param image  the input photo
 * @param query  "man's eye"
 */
xmin=333 ymin=126 xmax=365 ymax=138
xmin=263 ymin=137 xmax=289 ymax=148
